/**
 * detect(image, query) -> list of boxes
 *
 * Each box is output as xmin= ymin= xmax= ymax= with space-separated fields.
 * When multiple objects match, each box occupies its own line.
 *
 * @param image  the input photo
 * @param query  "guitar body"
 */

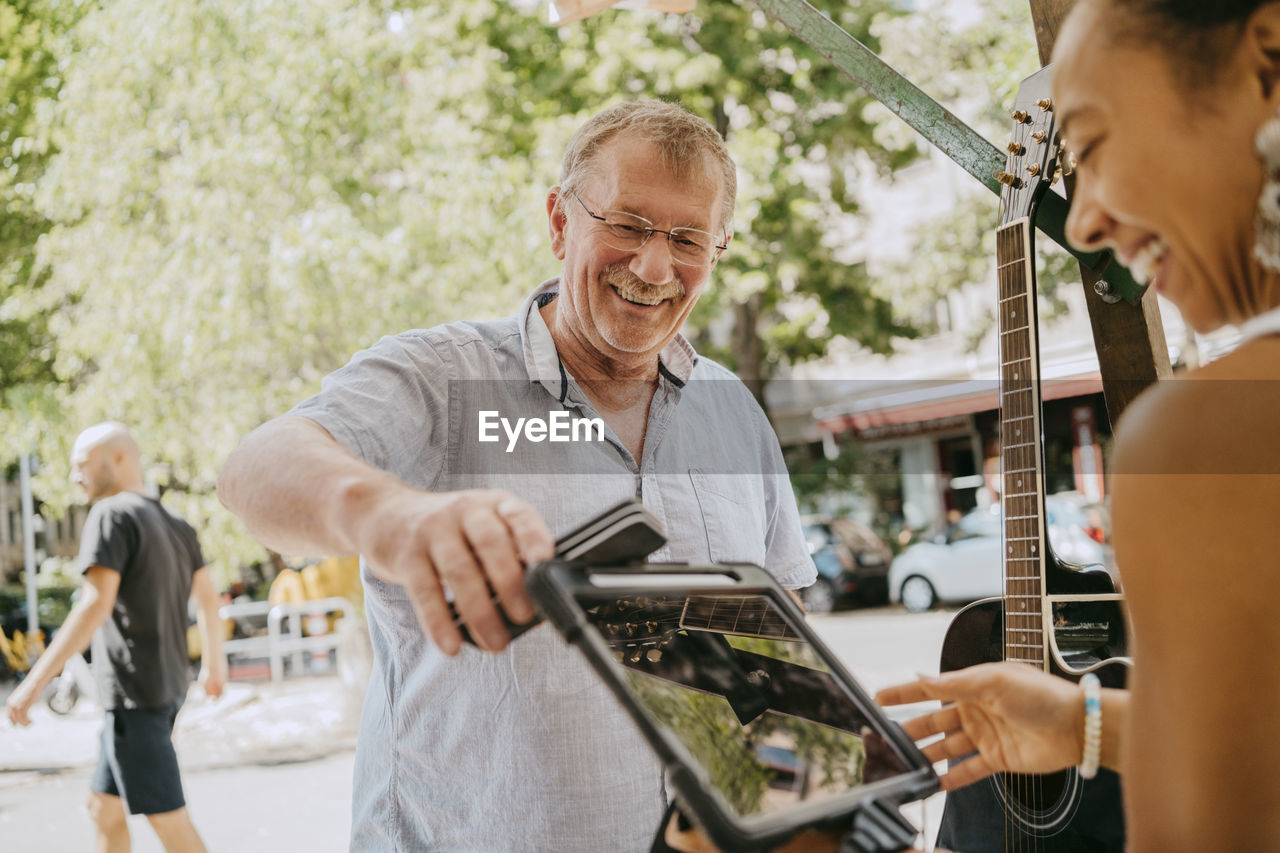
xmin=937 ymin=561 xmax=1129 ymax=852
xmin=935 ymin=66 xmax=1131 ymax=853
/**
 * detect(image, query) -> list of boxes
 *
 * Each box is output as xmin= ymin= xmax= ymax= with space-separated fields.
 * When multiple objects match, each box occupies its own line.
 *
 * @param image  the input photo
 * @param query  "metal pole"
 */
xmin=19 ymin=452 xmax=38 ymax=640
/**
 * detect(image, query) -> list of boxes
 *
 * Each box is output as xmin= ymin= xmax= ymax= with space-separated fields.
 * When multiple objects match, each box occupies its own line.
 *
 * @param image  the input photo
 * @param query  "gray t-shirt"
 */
xmin=291 ymin=279 xmax=813 ymax=852
xmin=79 ymin=491 xmax=202 ymax=710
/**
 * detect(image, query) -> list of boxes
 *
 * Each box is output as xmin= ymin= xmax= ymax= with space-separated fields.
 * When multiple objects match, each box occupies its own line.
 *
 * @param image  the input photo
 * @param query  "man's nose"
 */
xmin=629 ymin=232 xmax=677 ymax=284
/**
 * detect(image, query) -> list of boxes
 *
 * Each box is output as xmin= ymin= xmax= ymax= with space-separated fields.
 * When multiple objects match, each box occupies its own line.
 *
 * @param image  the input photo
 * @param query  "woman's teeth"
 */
xmin=1129 ymin=238 xmax=1168 ymax=285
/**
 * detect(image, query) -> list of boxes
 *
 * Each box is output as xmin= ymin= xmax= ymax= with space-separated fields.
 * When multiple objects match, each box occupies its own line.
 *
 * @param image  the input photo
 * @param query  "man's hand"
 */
xmin=352 ymin=487 xmax=555 ymax=655
xmin=198 ymin=656 xmax=227 ymax=699
xmin=6 ymin=675 xmax=45 ymax=727
xmin=876 ymin=662 xmax=1085 ymax=791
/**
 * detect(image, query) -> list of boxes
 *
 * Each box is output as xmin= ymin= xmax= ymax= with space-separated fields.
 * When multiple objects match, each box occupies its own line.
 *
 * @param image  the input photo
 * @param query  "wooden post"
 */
xmin=1026 ymin=0 xmax=1172 ymax=427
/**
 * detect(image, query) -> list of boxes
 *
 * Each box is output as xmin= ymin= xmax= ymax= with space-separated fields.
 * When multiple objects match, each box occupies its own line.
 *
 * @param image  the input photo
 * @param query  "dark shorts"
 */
xmin=90 ymin=698 xmax=187 ymax=816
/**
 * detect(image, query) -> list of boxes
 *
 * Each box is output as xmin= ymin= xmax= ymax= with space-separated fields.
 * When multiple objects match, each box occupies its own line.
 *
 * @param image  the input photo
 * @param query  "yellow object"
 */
xmin=1 ymin=630 xmax=29 ymax=673
xmin=301 ymin=556 xmax=363 ymax=607
xmin=268 ymin=568 xmax=307 ymax=605
xmin=269 ymin=558 xmax=362 ymax=636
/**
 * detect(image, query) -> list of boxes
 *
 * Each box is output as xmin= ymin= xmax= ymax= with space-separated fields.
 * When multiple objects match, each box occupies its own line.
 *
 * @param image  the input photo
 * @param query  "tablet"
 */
xmin=526 ymin=561 xmax=939 ymax=852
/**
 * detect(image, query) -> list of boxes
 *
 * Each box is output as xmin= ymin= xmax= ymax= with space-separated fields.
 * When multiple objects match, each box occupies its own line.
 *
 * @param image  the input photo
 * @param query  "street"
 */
xmin=0 ymin=606 xmax=957 ymax=852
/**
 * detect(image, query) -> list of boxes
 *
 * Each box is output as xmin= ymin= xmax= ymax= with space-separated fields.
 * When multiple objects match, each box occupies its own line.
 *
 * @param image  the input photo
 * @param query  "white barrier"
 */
xmin=219 ymin=597 xmax=358 ymax=683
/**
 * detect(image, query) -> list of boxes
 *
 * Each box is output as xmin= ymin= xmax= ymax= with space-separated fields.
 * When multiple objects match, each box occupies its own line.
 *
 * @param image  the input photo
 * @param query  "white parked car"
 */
xmin=888 ymin=495 xmax=1110 ymax=613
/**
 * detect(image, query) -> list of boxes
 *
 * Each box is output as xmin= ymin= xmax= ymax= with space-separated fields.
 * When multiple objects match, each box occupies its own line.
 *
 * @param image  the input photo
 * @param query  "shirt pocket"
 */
xmin=688 ymin=469 xmax=767 ymax=568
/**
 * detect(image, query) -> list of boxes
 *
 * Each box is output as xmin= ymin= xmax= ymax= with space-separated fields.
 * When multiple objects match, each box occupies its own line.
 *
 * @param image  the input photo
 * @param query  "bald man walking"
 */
xmin=6 ymin=422 xmax=225 ymax=853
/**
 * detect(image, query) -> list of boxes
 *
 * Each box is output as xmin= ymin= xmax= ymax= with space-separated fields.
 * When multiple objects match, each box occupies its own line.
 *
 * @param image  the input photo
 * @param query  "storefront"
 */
xmin=812 ymin=376 xmax=1109 ymax=540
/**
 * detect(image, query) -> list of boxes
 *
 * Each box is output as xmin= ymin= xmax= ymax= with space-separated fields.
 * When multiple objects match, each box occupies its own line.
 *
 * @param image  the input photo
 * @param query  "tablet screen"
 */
xmin=577 ymin=589 xmax=913 ymax=820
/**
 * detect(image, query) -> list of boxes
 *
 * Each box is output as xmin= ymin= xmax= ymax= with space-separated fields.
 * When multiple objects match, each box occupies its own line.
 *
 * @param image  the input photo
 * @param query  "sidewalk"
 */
xmin=0 ymin=673 xmax=363 ymax=788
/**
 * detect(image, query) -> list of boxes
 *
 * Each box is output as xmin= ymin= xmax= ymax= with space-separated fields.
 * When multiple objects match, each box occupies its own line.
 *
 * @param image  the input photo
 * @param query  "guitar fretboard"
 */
xmin=996 ymin=219 xmax=1047 ymax=666
xmin=680 ymin=595 xmax=798 ymax=641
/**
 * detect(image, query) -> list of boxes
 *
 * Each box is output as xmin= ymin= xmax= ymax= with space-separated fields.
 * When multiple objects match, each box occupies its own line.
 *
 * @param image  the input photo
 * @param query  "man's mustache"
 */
xmin=601 ymin=264 xmax=684 ymax=303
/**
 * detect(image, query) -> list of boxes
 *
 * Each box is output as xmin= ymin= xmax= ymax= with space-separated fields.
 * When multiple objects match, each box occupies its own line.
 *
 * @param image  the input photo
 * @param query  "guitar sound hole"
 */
xmin=1003 ymin=771 xmax=1069 ymax=814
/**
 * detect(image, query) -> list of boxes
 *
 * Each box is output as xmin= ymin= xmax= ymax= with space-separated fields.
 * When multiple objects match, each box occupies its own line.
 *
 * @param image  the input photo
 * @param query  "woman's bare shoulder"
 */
xmin=1112 ymin=342 xmax=1280 ymax=477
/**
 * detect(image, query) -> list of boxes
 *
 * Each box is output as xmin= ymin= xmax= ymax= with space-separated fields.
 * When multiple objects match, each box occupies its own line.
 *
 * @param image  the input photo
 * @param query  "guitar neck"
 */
xmin=997 ymin=218 xmax=1049 ymax=667
xmin=679 ymin=594 xmax=798 ymax=641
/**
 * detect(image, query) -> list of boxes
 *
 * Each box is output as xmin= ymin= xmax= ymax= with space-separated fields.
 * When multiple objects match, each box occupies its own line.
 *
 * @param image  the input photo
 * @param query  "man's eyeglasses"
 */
xmin=571 ymin=193 xmax=728 ymax=267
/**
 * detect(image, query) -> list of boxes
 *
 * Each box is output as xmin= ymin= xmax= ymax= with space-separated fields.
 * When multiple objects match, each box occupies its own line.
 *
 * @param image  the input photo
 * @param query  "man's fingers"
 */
xmin=496 ymin=497 xmax=555 ymax=565
xmin=431 ymin=534 xmax=509 ymax=652
xmin=399 ymin=559 xmax=463 ymax=656
xmin=461 ymin=507 xmax=535 ymax=625
xmin=6 ymin=698 xmax=31 ymax=727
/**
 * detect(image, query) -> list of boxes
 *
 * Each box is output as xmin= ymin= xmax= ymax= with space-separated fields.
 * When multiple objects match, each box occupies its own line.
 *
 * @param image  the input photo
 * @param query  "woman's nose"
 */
xmin=1065 ymin=179 xmax=1116 ymax=253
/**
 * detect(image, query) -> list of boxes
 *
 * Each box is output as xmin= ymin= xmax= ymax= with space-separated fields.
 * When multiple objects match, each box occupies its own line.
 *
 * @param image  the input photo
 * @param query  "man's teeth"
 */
xmin=1129 ymin=238 xmax=1168 ymax=285
xmin=614 ymin=286 xmax=666 ymax=306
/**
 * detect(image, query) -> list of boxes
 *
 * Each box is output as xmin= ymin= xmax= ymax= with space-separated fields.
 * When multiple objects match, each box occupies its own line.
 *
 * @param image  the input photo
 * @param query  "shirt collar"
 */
xmin=519 ymin=278 xmax=698 ymax=402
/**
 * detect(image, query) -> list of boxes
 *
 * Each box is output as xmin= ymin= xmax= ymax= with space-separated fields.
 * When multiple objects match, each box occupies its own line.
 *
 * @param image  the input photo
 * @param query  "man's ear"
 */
xmin=710 ymin=232 xmax=731 ymax=269
xmin=547 ymin=187 xmax=567 ymax=260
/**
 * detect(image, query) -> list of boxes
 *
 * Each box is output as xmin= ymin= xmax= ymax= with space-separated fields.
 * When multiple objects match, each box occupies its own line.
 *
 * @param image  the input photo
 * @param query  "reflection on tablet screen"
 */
xmin=580 ymin=591 xmax=910 ymax=819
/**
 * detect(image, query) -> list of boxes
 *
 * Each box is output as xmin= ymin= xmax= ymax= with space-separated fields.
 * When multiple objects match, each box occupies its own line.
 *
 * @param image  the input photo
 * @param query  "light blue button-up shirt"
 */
xmin=291 ymin=279 xmax=813 ymax=851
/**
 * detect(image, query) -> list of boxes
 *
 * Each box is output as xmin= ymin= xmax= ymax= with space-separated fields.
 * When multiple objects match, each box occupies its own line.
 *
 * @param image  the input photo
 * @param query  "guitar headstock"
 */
xmin=997 ymin=65 xmax=1061 ymax=227
xmin=589 ymin=596 xmax=685 ymax=651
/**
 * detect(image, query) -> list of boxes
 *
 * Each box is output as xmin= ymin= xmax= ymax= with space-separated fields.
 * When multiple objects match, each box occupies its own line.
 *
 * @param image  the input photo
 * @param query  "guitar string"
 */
xmin=1000 ymin=205 xmax=1050 ymax=851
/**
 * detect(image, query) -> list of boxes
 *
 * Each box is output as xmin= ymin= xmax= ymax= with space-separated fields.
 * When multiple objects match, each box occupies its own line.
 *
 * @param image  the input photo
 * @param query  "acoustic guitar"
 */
xmin=935 ymin=66 xmax=1131 ymax=853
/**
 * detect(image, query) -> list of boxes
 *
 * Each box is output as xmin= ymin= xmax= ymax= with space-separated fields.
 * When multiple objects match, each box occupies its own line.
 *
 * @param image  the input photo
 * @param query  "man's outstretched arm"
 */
xmin=217 ymin=415 xmax=553 ymax=654
xmin=5 ymin=567 xmax=119 ymax=726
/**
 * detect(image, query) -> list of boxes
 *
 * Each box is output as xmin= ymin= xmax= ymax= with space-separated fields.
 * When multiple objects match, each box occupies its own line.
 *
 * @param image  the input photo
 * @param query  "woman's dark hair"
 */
xmin=1118 ymin=1 xmax=1261 ymax=27
xmin=1107 ymin=0 xmax=1266 ymax=88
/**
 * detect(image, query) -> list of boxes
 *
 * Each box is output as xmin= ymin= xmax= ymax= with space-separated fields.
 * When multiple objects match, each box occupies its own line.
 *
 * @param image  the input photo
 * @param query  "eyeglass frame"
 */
xmin=568 ymin=191 xmax=729 ymax=267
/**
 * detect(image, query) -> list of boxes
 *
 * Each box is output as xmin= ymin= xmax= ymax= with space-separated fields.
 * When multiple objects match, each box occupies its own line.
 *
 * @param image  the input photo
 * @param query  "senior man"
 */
xmin=217 ymin=100 xmax=814 ymax=852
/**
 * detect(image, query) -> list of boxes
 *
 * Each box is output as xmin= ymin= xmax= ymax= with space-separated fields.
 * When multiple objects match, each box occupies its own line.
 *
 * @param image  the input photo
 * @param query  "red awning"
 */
xmin=817 ymin=375 xmax=1103 ymax=434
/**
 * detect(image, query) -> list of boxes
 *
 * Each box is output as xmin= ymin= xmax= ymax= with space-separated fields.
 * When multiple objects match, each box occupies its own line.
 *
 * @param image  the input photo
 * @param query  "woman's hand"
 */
xmin=876 ymin=662 xmax=1085 ymax=791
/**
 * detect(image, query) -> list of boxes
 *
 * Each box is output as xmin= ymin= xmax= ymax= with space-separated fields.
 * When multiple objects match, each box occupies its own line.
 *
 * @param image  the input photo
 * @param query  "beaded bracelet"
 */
xmin=1079 ymin=672 xmax=1102 ymax=780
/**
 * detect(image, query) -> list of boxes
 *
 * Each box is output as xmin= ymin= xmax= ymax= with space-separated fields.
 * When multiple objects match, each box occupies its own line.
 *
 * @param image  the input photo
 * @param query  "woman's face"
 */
xmin=1053 ymin=1 xmax=1280 ymax=332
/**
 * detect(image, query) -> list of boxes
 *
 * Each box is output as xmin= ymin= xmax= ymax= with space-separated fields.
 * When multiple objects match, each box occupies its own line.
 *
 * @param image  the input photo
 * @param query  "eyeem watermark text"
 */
xmin=478 ymin=410 xmax=606 ymax=453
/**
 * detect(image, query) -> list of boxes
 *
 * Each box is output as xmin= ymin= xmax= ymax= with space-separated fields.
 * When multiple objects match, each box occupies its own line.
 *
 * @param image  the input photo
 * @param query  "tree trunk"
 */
xmin=731 ymin=293 xmax=769 ymax=415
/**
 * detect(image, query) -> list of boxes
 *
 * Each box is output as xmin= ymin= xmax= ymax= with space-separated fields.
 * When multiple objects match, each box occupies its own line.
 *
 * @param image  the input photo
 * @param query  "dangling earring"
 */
xmin=1254 ymin=111 xmax=1280 ymax=271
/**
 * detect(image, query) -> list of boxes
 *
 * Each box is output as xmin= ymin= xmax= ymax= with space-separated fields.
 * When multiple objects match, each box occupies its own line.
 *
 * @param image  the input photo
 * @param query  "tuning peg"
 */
xmin=1011 ymin=109 xmax=1030 ymax=123
xmin=1007 ymin=141 xmax=1026 ymax=155
xmin=994 ymin=169 xmax=1024 ymax=189
xmin=1051 ymin=166 xmax=1063 ymax=186
xmin=1031 ymin=130 xmax=1047 ymax=144
xmin=1025 ymin=163 xmax=1041 ymax=176
xmin=1036 ymin=98 xmax=1053 ymax=111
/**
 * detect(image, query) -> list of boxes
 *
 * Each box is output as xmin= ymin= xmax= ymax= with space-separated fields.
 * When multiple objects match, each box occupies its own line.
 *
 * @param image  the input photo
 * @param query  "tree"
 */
xmin=10 ymin=0 xmax=563 ymax=573
xmin=477 ymin=0 xmax=923 ymax=401
xmin=869 ymin=0 xmax=1079 ymax=340
xmin=6 ymin=0 xmax=1048 ymax=576
xmin=0 ymin=0 xmax=87 ymax=422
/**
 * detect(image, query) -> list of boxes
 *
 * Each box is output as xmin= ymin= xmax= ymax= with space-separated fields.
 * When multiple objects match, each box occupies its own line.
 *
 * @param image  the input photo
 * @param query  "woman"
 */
xmin=670 ymin=0 xmax=1280 ymax=850
xmin=893 ymin=0 xmax=1280 ymax=848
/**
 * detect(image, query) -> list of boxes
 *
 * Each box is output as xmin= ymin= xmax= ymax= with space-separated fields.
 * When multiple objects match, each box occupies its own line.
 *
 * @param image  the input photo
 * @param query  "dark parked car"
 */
xmin=800 ymin=516 xmax=893 ymax=613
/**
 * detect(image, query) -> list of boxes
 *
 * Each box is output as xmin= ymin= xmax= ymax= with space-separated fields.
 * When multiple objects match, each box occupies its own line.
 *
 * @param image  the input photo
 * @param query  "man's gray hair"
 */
xmin=559 ymin=100 xmax=737 ymax=236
